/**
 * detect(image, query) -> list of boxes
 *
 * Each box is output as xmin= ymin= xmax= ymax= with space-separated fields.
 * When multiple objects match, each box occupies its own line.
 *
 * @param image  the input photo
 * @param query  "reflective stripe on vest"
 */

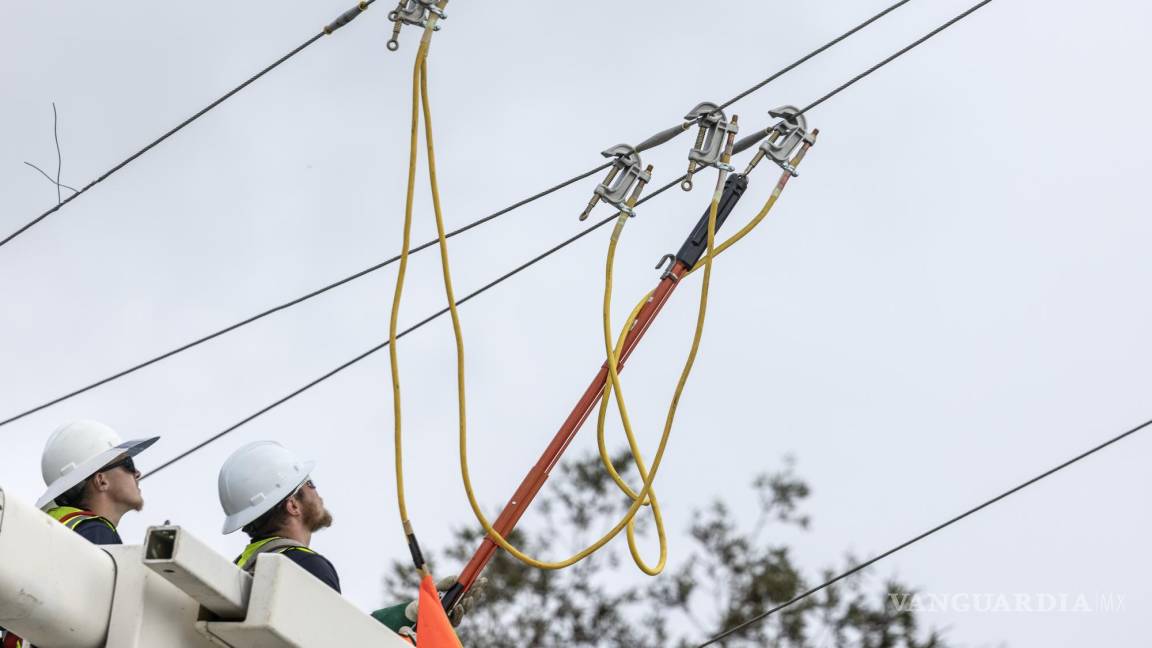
xmin=234 ymin=536 xmax=316 ymax=573
xmin=45 ymin=506 xmax=117 ymax=534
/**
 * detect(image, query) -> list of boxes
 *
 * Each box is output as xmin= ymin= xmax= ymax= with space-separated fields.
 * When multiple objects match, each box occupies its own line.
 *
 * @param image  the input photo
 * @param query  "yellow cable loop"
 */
xmin=389 ymin=38 xmax=427 ymax=529
xmin=595 ymin=141 xmax=816 ymax=572
xmin=390 ymin=2 xmax=446 ymax=537
xmin=406 ymin=20 xmax=682 ymax=567
xmin=594 ymin=147 xmax=730 ymax=574
xmin=450 ymin=192 xmax=680 ymax=570
xmin=395 ymin=27 xmax=812 ymax=572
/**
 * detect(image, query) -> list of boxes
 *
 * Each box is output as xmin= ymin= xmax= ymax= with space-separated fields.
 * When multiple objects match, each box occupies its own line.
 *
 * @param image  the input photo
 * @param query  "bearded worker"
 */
xmin=216 ymin=440 xmax=484 ymax=635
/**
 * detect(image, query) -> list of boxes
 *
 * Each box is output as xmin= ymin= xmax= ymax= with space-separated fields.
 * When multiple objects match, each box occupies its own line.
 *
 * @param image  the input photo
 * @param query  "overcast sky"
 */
xmin=3 ymin=1 xmax=1151 ymax=646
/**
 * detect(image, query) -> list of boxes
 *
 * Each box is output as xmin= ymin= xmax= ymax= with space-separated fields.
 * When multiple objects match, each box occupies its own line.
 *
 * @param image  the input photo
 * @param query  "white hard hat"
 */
xmin=218 ymin=440 xmax=315 ymax=535
xmin=37 ymin=420 xmax=159 ymax=510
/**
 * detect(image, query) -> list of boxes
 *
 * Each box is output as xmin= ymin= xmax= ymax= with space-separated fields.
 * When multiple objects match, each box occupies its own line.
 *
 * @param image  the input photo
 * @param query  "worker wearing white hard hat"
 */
xmin=217 ymin=440 xmax=486 ymax=635
xmin=219 ymin=440 xmax=340 ymax=589
xmin=37 ymin=419 xmax=159 ymax=544
xmin=2 ymin=420 xmax=160 ymax=648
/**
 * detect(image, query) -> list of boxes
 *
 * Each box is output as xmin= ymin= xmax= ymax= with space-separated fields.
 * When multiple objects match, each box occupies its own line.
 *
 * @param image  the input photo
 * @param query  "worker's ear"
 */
xmin=283 ymin=495 xmax=303 ymax=518
xmin=90 ymin=472 xmax=111 ymax=494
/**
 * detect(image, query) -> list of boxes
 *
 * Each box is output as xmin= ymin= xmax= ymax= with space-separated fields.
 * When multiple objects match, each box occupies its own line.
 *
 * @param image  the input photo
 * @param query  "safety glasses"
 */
xmin=290 ymin=479 xmax=316 ymax=498
xmin=100 ymin=455 xmax=137 ymax=474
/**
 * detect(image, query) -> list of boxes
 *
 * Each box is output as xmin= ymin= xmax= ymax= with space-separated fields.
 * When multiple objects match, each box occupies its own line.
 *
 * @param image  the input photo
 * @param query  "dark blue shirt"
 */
xmin=280 ymin=548 xmax=341 ymax=593
xmin=73 ymin=518 xmax=122 ymax=545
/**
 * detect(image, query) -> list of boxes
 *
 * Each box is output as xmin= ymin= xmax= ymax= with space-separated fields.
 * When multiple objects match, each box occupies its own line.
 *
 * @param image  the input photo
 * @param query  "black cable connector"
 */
xmin=406 ymin=530 xmax=426 ymax=571
xmin=675 ymin=175 xmax=749 ymax=270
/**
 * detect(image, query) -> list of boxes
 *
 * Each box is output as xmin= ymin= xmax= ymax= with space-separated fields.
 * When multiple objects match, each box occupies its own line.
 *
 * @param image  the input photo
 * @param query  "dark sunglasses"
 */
xmin=100 ymin=456 xmax=137 ymax=474
xmin=290 ymin=479 xmax=317 ymax=498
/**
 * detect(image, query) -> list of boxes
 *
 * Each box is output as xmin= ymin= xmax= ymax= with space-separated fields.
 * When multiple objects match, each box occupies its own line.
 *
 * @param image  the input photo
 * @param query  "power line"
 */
xmin=142 ymin=174 xmax=685 ymax=478
xmin=697 ymin=414 xmax=1152 ymax=646
xmin=1 ymin=0 xmax=919 ymax=424
xmin=143 ymin=0 xmax=999 ymax=480
xmin=1 ymin=0 xmax=916 ymax=252
xmin=0 ymin=1 xmax=381 ymax=251
xmin=799 ymin=0 xmax=995 ymax=115
xmin=718 ymin=0 xmax=915 ymax=110
xmin=0 ymin=161 xmax=609 ymax=428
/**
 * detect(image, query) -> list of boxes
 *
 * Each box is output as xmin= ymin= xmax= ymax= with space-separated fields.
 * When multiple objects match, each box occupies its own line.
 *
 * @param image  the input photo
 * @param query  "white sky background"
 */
xmin=2 ymin=0 xmax=1151 ymax=645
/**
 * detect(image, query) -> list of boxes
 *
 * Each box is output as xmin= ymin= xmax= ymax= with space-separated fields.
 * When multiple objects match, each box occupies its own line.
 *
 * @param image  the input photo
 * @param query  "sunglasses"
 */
xmin=290 ymin=479 xmax=317 ymax=497
xmin=100 ymin=456 xmax=137 ymax=474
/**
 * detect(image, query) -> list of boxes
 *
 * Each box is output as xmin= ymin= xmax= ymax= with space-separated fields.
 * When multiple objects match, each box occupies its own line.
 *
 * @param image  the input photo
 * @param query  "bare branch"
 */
xmin=23 ymin=161 xmax=79 ymax=194
xmin=23 ymin=102 xmax=77 ymax=203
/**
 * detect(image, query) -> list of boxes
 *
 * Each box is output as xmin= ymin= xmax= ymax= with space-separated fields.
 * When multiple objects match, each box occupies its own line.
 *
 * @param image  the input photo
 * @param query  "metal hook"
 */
xmin=655 ymin=253 xmax=677 ymax=280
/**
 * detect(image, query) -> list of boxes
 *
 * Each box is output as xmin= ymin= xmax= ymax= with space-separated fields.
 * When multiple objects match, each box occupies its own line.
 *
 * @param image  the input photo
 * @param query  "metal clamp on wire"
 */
xmin=387 ymin=0 xmax=447 ymax=51
xmin=735 ymin=106 xmax=816 ymax=177
xmin=578 ymin=145 xmax=652 ymax=221
xmin=681 ymin=102 xmax=738 ymax=192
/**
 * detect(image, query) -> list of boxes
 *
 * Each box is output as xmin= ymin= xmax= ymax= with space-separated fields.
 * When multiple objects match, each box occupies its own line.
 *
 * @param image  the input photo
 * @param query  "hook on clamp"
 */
xmin=579 ymin=145 xmax=652 ymax=220
xmin=654 ymin=253 xmax=678 ymax=281
xmin=681 ymin=102 xmax=739 ymax=191
xmin=387 ymin=0 xmax=446 ymax=51
xmin=743 ymin=106 xmax=815 ymax=177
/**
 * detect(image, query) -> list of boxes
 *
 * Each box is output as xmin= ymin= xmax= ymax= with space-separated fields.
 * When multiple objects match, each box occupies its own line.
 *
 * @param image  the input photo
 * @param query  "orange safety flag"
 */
xmin=416 ymin=574 xmax=463 ymax=648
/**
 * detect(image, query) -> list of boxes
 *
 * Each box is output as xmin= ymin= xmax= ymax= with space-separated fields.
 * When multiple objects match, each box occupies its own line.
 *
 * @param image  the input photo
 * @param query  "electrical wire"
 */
xmin=404 ymin=45 xmax=708 ymax=570
xmin=0 ymin=161 xmax=608 ymax=429
xmin=0 ymin=1 xmax=381 ymax=251
xmin=141 ymin=174 xmax=684 ymax=479
xmin=580 ymin=138 xmax=734 ymax=576
xmin=139 ymin=0 xmax=980 ymax=479
xmin=0 ymin=0 xmax=918 ymax=420
xmin=591 ymin=136 xmax=815 ymax=577
xmin=799 ymin=0 xmax=995 ymax=116
xmin=717 ymin=0 xmax=915 ymax=110
xmin=696 ymin=415 xmax=1152 ymax=647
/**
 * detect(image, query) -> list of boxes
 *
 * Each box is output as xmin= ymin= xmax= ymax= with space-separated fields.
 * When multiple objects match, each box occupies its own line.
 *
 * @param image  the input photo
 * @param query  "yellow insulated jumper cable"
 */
xmin=419 ymin=99 xmax=738 ymax=571
xmin=593 ymin=131 xmax=819 ymax=573
xmin=390 ymin=10 xmax=818 ymax=603
xmin=389 ymin=1 xmax=448 ymax=574
xmin=397 ymin=20 xmax=731 ymax=570
xmin=387 ymin=0 xmax=671 ymax=573
xmin=590 ymin=117 xmax=739 ymax=574
xmin=403 ymin=84 xmax=815 ymax=578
